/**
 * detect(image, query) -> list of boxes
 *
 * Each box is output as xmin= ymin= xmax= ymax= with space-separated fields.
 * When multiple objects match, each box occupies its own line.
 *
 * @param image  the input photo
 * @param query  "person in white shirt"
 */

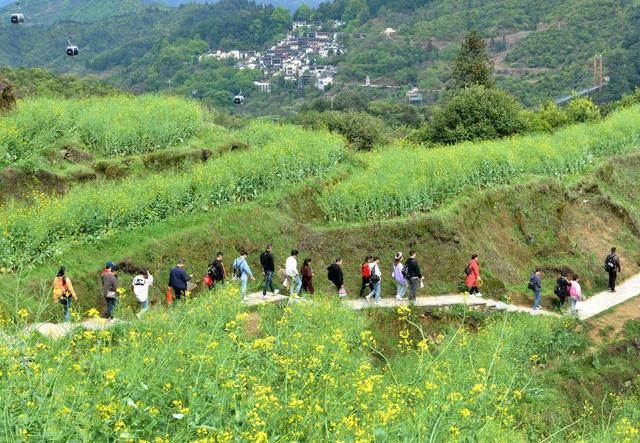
xmin=285 ymin=249 xmax=302 ymax=297
xmin=366 ymin=257 xmax=382 ymax=304
xmin=132 ymin=269 xmax=154 ymax=316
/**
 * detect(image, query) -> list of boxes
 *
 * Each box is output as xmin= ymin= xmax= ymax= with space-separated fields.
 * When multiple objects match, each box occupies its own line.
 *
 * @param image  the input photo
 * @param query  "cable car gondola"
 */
xmin=66 ymin=38 xmax=79 ymax=56
xmin=233 ymin=91 xmax=245 ymax=105
xmin=10 ymin=2 xmax=24 ymax=24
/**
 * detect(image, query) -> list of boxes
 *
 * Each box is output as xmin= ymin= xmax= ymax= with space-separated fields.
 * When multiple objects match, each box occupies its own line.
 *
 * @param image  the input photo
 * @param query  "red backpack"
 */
xmin=361 ymin=263 xmax=371 ymax=278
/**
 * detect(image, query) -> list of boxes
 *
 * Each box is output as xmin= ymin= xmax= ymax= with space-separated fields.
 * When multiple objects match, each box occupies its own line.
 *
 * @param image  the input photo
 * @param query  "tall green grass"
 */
xmin=1 ymin=291 xmax=637 ymax=441
xmin=321 ymin=105 xmax=640 ymax=222
xmin=0 ymin=124 xmax=345 ymax=267
xmin=0 ymin=96 xmax=204 ymax=165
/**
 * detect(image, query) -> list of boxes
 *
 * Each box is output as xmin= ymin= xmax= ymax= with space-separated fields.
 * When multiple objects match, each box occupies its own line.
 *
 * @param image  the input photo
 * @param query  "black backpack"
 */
xmin=604 ymin=254 xmax=616 ymax=272
xmin=369 ymin=264 xmax=380 ymax=283
xmin=464 ymin=264 xmax=472 ymax=276
xmin=402 ymin=265 xmax=410 ymax=280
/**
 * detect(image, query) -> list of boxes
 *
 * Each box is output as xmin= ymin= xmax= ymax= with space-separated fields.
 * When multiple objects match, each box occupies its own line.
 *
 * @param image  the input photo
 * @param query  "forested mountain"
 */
xmin=0 ymin=0 xmax=321 ymax=25
xmin=1 ymin=0 xmax=639 ymax=110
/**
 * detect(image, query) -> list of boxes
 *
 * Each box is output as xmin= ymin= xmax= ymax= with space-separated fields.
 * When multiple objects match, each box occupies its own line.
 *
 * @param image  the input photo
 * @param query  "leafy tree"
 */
xmin=296 ymin=110 xmax=385 ymax=151
xmin=430 ymin=85 xmax=527 ymax=145
xmin=566 ymin=97 xmax=600 ymax=123
xmin=525 ymin=101 xmax=568 ymax=133
xmin=294 ymin=4 xmax=313 ymax=21
xmin=451 ymin=31 xmax=495 ymax=90
xmin=342 ymin=0 xmax=369 ymax=24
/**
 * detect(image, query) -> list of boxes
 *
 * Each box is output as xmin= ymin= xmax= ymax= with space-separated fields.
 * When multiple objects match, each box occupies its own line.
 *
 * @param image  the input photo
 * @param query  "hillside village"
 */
xmin=198 ymin=20 xmax=347 ymax=92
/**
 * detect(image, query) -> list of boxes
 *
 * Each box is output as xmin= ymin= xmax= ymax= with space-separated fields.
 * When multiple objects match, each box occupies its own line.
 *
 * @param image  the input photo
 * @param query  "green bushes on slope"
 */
xmin=0 ymin=124 xmax=345 ymax=267
xmin=321 ymin=104 xmax=640 ymax=222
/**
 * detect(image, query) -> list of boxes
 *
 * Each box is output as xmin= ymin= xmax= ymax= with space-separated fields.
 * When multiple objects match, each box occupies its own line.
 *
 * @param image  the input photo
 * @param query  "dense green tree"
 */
xmin=294 ymin=4 xmax=313 ymax=21
xmin=430 ymin=85 xmax=527 ymax=145
xmin=342 ymin=0 xmax=368 ymax=24
xmin=451 ymin=30 xmax=495 ymax=90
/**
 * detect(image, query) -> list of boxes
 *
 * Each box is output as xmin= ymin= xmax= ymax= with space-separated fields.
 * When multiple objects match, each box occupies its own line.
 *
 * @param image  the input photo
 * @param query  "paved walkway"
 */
xmin=578 ymin=274 xmax=640 ymax=320
xmin=243 ymin=292 xmax=558 ymax=316
xmin=17 ymin=274 xmax=640 ymax=339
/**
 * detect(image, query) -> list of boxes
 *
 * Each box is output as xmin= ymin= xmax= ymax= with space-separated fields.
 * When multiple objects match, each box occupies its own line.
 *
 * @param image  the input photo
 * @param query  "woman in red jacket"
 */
xmin=465 ymin=254 xmax=482 ymax=297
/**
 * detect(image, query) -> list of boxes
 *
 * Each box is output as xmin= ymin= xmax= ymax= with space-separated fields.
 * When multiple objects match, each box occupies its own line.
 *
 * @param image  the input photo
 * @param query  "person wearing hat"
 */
xmin=169 ymin=259 xmax=192 ymax=302
xmin=101 ymin=263 xmax=119 ymax=321
xmin=392 ymin=252 xmax=408 ymax=301
xmin=52 ymin=267 xmax=77 ymax=323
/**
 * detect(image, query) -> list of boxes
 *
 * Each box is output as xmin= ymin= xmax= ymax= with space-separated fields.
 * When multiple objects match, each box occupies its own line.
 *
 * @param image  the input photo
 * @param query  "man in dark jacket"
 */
xmin=554 ymin=271 xmax=570 ymax=307
xmin=169 ymin=259 xmax=192 ymax=302
xmin=327 ymin=258 xmax=344 ymax=293
xmin=260 ymin=244 xmax=276 ymax=298
xmin=405 ymin=251 xmax=423 ymax=303
xmin=208 ymin=252 xmax=226 ymax=287
xmin=529 ymin=268 xmax=543 ymax=310
xmin=101 ymin=263 xmax=119 ymax=321
xmin=605 ymin=247 xmax=622 ymax=292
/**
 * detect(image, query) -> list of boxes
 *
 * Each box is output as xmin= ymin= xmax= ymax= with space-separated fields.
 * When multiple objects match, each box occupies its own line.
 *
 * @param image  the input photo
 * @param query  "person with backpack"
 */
xmin=464 ymin=254 xmax=482 ymax=297
xmin=286 ymin=249 xmax=302 ymax=297
xmin=208 ymin=252 xmax=226 ymax=287
xmin=260 ymin=244 xmax=277 ymax=299
xmin=605 ymin=247 xmax=621 ymax=292
xmin=392 ymin=252 xmax=407 ymax=301
xmin=554 ymin=271 xmax=570 ymax=308
xmin=233 ymin=249 xmax=255 ymax=301
xmin=404 ymin=251 xmax=423 ymax=304
xmin=569 ymin=275 xmax=583 ymax=315
xmin=359 ymin=256 xmax=373 ymax=298
xmin=169 ymin=259 xmax=192 ymax=303
xmin=366 ymin=257 xmax=382 ymax=304
xmin=132 ymin=269 xmax=154 ymax=317
xmin=101 ymin=263 xmax=119 ymax=321
xmin=52 ymin=267 xmax=77 ymax=323
xmin=301 ymin=258 xmax=314 ymax=295
xmin=327 ymin=258 xmax=345 ymax=296
xmin=528 ymin=268 xmax=543 ymax=310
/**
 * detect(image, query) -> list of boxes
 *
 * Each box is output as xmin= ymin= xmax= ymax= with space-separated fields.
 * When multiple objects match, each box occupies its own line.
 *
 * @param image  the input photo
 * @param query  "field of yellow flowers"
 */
xmin=0 ymin=96 xmax=204 ymax=166
xmin=2 ymin=288 xmax=639 ymax=442
xmin=321 ymin=104 xmax=640 ymax=222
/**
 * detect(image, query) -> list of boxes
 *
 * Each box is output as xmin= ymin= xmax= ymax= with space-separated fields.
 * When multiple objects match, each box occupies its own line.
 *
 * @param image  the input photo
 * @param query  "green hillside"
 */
xmin=1 ymin=0 xmax=638 ymax=110
xmin=0 ymin=0 xmax=147 ymax=25
xmin=2 ymin=93 xmax=640 ymax=441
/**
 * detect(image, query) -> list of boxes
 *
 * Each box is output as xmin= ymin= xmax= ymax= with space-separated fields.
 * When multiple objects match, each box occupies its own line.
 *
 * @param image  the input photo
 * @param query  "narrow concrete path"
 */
xmin=25 ymin=273 xmax=640 ymax=341
xmin=244 ymin=292 xmax=558 ymax=316
xmin=578 ymin=274 xmax=640 ymax=320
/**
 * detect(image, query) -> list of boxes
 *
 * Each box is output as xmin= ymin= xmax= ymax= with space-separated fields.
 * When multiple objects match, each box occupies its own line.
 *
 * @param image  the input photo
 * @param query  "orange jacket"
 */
xmin=52 ymin=276 xmax=77 ymax=303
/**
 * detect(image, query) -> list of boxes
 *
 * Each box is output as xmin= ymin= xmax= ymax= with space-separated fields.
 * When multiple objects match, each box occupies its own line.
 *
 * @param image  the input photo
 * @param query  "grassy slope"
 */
xmin=4 ymin=148 xmax=640 ymax=323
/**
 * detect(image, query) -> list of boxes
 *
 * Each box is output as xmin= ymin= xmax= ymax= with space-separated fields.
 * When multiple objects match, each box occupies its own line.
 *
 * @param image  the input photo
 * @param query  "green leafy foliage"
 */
xmin=451 ymin=30 xmax=495 ymax=90
xmin=321 ymin=104 xmax=640 ymax=222
xmin=430 ymin=85 xmax=528 ymax=145
xmin=296 ymin=110 xmax=386 ymax=150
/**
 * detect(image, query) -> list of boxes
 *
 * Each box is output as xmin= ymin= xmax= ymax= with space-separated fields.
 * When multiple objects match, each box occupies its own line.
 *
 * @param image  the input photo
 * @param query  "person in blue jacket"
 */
xmin=233 ymin=249 xmax=255 ymax=301
xmin=169 ymin=259 xmax=192 ymax=302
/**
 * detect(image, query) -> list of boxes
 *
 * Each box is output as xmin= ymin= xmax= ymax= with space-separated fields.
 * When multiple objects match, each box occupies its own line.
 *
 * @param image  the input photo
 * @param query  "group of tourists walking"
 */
xmin=51 ymin=246 xmax=622 ymax=322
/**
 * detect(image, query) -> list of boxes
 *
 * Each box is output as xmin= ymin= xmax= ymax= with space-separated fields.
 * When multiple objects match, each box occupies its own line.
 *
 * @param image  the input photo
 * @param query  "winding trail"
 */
xmin=18 ymin=274 xmax=640 ymax=339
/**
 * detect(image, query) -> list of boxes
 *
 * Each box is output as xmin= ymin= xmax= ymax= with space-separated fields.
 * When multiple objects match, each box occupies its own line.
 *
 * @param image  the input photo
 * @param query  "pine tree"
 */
xmin=451 ymin=31 xmax=495 ymax=90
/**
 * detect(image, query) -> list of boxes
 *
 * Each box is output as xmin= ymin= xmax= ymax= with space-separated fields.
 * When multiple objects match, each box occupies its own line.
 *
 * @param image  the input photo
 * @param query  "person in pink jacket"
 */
xmin=569 ymin=275 xmax=583 ymax=315
xmin=465 ymin=254 xmax=482 ymax=297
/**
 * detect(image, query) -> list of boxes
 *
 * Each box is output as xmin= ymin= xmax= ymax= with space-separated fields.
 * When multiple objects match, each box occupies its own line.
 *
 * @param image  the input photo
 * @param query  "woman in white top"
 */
xmin=366 ymin=256 xmax=382 ymax=304
xmin=132 ymin=269 xmax=154 ymax=316
xmin=392 ymin=252 xmax=407 ymax=301
xmin=285 ymin=249 xmax=302 ymax=297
